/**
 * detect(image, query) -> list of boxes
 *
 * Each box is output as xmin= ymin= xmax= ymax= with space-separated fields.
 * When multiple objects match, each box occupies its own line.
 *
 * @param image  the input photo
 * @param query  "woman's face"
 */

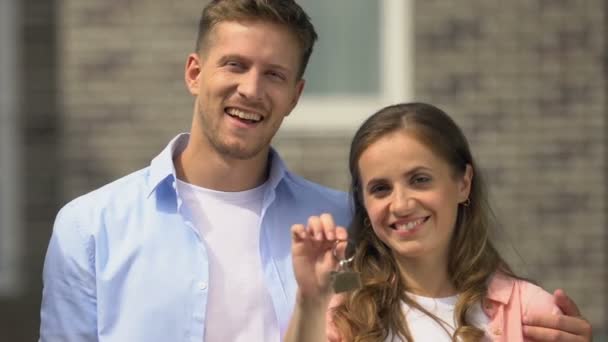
xmin=358 ymin=130 xmax=472 ymax=262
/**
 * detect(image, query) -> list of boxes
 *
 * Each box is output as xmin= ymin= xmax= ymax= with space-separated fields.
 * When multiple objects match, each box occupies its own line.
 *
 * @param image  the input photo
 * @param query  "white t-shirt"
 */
xmin=386 ymin=293 xmax=490 ymax=341
xmin=177 ymin=179 xmax=279 ymax=342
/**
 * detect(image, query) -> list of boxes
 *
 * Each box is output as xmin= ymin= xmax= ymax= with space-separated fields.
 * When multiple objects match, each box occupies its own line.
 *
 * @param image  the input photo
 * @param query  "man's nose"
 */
xmin=237 ymin=71 xmax=263 ymax=101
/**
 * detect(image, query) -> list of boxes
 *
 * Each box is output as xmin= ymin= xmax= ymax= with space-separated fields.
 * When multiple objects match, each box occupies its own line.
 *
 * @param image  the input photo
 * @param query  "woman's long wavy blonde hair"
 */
xmin=332 ymin=103 xmax=518 ymax=341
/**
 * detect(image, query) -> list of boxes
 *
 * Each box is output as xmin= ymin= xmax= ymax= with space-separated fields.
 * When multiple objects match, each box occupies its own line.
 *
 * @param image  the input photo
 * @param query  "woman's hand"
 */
xmin=291 ymin=213 xmax=349 ymax=301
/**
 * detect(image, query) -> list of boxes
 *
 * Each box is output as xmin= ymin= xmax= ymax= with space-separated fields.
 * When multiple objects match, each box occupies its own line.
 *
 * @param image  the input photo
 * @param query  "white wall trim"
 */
xmin=283 ymin=0 xmax=413 ymax=132
xmin=0 ymin=0 xmax=22 ymax=296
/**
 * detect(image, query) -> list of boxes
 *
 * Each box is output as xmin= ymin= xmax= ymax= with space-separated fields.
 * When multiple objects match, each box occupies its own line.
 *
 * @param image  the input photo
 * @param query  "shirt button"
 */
xmin=493 ymin=327 xmax=502 ymax=335
xmin=198 ymin=281 xmax=208 ymax=290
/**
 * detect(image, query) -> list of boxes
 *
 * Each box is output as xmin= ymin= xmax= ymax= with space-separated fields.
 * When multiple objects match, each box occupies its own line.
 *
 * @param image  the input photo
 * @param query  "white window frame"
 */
xmin=283 ymin=0 xmax=413 ymax=132
xmin=0 ymin=0 xmax=22 ymax=296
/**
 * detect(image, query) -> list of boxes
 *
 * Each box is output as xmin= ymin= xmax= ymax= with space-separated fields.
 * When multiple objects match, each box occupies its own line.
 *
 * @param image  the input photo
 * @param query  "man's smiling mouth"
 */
xmin=225 ymin=107 xmax=263 ymax=123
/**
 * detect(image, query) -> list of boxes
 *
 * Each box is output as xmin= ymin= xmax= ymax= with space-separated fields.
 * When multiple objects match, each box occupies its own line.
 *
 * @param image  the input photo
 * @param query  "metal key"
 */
xmin=331 ymin=269 xmax=362 ymax=293
xmin=330 ymin=240 xmax=362 ymax=293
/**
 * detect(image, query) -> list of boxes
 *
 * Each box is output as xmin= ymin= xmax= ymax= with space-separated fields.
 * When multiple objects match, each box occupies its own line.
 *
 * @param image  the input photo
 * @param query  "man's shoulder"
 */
xmin=59 ymin=167 xmax=152 ymax=221
xmin=282 ymin=171 xmax=348 ymax=203
xmin=278 ymin=172 xmax=352 ymax=226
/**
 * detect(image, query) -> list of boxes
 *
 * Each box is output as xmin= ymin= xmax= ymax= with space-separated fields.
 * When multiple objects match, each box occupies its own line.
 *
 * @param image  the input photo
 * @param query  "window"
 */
xmin=282 ymin=0 xmax=413 ymax=131
xmin=0 ymin=0 xmax=22 ymax=296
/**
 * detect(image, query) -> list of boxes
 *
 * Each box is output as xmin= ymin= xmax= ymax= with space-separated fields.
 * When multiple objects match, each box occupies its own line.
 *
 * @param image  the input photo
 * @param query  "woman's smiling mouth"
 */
xmin=390 ymin=217 xmax=429 ymax=232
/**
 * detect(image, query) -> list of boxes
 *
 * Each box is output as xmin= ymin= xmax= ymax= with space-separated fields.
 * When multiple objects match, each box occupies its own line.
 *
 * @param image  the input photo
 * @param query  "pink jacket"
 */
xmin=327 ymin=272 xmax=561 ymax=341
xmin=480 ymin=272 xmax=561 ymax=341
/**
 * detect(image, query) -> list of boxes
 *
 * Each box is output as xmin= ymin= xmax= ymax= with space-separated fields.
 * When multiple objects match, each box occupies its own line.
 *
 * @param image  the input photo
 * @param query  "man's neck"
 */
xmin=174 ymin=142 xmax=269 ymax=192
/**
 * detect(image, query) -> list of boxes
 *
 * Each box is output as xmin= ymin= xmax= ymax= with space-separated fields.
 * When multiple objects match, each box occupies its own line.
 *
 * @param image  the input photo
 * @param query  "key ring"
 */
xmin=332 ymin=239 xmax=355 ymax=268
xmin=330 ymin=239 xmax=362 ymax=293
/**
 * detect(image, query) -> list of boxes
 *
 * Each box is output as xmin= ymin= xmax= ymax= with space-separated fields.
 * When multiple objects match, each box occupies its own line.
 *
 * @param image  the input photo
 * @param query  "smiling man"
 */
xmin=40 ymin=1 xmax=349 ymax=341
xmin=39 ymin=1 xmax=591 ymax=342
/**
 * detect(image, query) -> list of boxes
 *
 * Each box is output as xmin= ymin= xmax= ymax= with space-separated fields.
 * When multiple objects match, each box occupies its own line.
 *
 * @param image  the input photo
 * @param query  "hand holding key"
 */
xmin=291 ymin=213 xmax=352 ymax=300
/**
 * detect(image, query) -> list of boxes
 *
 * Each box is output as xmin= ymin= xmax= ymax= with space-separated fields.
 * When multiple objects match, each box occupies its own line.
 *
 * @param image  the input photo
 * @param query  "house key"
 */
xmin=330 ymin=239 xmax=362 ymax=293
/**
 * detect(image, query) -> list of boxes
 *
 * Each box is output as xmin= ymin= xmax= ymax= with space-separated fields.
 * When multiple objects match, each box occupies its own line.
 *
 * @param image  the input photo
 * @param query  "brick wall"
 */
xmin=58 ymin=0 xmax=201 ymax=199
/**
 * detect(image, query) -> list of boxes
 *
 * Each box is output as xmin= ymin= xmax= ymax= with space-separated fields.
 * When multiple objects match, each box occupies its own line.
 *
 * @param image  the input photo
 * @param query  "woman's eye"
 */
xmin=369 ymin=184 xmax=389 ymax=194
xmin=412 ymin=175 xmax=431 ymax=185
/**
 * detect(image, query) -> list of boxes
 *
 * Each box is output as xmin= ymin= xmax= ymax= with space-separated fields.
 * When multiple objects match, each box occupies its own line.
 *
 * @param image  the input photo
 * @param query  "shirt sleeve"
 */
xmin=521 ymin=281 xmax=563 ymax=317
xmin=39 ymin=203 xmax=98 ymax=342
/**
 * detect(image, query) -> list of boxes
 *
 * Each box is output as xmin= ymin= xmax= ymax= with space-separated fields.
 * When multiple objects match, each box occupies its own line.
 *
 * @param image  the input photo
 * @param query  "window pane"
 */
xmin=300 ymin=0 xmax=380 ymax=96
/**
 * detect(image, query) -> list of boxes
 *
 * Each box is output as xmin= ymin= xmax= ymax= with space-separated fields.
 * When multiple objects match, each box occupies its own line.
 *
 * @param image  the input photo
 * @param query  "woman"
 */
xmin=285 ymin=102 xmax=561 ymax=341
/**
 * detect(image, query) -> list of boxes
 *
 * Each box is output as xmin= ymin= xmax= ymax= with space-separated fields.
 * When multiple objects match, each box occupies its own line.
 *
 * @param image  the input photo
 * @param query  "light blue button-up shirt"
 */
xmin=40 ymin=134 xmax=352 ymax=342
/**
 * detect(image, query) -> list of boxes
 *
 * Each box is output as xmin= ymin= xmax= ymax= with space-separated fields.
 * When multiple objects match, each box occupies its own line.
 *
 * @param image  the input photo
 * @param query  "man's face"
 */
xmin=185 ymin=20 xmax=305 ymax=160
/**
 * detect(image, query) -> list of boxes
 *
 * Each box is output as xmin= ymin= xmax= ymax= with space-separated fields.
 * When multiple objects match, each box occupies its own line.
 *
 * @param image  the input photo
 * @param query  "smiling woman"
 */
xmin=285 ymin=103 xmax=564 ymax=342
xmin=0 ymin=0 xmax=22 ymax=297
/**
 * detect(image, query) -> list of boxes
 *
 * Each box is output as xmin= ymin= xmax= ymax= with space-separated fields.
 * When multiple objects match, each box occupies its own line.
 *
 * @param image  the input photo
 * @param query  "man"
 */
xmin=40 ymin=1 xmax=592 ymax=341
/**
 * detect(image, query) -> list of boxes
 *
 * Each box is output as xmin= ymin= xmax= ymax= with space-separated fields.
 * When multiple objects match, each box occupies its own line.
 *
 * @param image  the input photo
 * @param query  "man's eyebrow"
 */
xmin=217 ymin=54 xmax=247 ymax=64
xmin=266 ymin=63 xmax=289 ymax=72
xmin=215 ymin=54 xmax=294 ymax=77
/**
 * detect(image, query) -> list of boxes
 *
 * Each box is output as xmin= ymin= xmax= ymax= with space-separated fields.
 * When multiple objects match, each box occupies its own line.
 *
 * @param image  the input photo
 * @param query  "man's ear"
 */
xmin=285 ymin=78 xmax=305 ymax=117
xmin=185 ymin=53 xmax=202 ymax=95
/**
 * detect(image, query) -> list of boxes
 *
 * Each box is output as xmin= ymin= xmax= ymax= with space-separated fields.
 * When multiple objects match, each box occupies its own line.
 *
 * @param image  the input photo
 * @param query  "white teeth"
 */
xmin=227 ymin=108 xmax=262 ymax=122
xmin=395 ymin=218 xmax=425 ymax=231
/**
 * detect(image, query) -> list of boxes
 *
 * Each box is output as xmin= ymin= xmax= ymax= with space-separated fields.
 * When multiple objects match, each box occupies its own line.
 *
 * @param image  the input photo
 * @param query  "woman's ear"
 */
xmin=459 ymin=164 xmax=473 ymax=203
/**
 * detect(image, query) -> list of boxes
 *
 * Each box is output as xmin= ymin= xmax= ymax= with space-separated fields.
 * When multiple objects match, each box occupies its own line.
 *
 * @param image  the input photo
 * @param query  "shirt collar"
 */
xmin=486 ymin=271 xmax=516 ymax=305
xmin=147 ymin=133 xmax=189 ymax=197
xmin=147 ymin=133 xmax=288 ymax=197
xmin=266 ymin=148 xmax=287 ymax=191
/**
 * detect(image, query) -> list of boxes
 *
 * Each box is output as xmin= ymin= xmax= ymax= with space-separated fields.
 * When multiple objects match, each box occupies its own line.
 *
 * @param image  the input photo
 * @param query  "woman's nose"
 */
xmin=390 ymin=189 xmax=416 ymax=215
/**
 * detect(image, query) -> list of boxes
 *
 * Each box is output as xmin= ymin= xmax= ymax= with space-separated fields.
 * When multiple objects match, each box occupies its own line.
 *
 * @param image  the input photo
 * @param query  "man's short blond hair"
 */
xmin=196 ymin=0 xmax=318 ymax=79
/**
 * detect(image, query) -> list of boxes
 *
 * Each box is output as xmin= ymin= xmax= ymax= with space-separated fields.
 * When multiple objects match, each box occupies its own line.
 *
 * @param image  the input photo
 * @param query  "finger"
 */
xmin=333 ymin=240 xmax=347 ymax=260
xmin=332 ymin=227 xmax=350 ymax=260
xmin=291 ymin=224 xmax=307 ymax=242
xmin=319 ymin=213 xmax=336 ymax=241
xmin=522 ymin=325 xmax=580 ymax=342
xmin=523 ymin=314 xmax=588 ymax=338
xmin=335 ymin=226 xmax=348 ymax=241
xmin=554 ymin=289 xmax=581 ymax=317
xmin=307 ymin=216 xmax=324 ymax=241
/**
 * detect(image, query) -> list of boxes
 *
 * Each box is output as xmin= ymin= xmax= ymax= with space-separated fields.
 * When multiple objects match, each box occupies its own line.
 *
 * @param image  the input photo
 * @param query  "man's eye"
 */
xmin=226 ymin=61 xmax=243 ymax=69
xmin=267 ymin=71 xmax=285 ymax=80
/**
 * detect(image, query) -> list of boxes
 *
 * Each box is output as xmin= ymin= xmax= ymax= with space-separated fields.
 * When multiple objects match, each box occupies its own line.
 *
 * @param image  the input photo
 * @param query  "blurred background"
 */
xmin=0 ymin=0 xmax=605 ymax=340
